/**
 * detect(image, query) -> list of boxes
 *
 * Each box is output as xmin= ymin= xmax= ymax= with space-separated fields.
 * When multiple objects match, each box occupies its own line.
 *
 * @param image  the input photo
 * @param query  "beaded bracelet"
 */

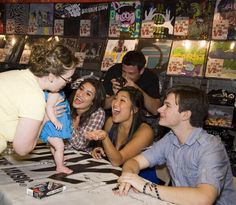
xmin=153 ymin=183 xmax=161 ymax=200
xmin=143 ymin=182 xmax=149 ymax=194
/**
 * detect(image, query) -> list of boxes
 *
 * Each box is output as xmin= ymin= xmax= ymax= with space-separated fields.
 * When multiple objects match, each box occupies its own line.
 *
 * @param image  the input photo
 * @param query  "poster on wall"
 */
xmin=205 ymin=41 xmax=236 ymax=79
xmin=0 ymin=4 xmax=5 ymax=34
xmin=137 ymin=39 xmax=172 ymax=72
xmin=167 ymin=40 xmax=208 ymax=77
xmin=28 ymin=3 xmax=53 ymax=35
xmin=101 ymin=39 xmax=138 ymax=71
xmin=75 ymin=38 xmax=106 ymax=70
xmin=173 ymin=0 xmax=215 ymax=39
xmin=212 ymin=0 xmax=236 ymax=40
xmin=108 ymin=1 xmax=141 ymax=38
xmin=6 ymin=4 xmax=29 ymax=35
xmin=80 ymin=3 xmax=110 ymax=38
xmin=140 ymin=1 xmax=175 ymax=39
xmin=54 ymin=3 xmax=80 ymax=36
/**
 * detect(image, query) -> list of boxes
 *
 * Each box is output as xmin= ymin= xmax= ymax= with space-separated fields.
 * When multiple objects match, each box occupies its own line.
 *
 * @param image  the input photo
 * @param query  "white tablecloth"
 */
xmin=0 ymin=144 xmax=174 ymax=205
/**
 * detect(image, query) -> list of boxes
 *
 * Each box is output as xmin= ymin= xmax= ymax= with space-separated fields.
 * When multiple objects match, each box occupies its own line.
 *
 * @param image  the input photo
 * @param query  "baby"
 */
xmin=40 ymin=91 xmax=73 ymax=174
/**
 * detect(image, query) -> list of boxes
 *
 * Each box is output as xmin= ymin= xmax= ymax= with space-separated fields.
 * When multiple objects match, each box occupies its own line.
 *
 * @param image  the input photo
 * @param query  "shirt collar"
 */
xmin=169 ymin=127 xmax=203 ymax=147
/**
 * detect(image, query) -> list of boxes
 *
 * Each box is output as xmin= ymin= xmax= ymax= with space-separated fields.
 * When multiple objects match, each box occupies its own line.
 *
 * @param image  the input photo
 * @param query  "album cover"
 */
xmin=101 ymin=39 xmax=138 ymax=71
xmin=137 ymin=39 xmax=172 ymax=72
xmin=212 ymin=0 xmax=236 ymax=40
xmin=141 ymin=1 xmax=175 ymax=39
xmin=173 ymin=0 xmax=215 ymax=39
xmin=205 ymin=40 xmax=236 ymax=79
xmin=5 ymin=4 xmax=29 ymax=35
xmin=27 ymin=181 xmax=66 ymax=199
xmin=28 ymin=3 xmax=53 ymax=35
xmin=167 ymin=40 xmax=209 ymax=77
xmin=75 ymin=38 xmax=106 ymax=70
xmin=109 ymin=1 xmax=141 ymax=38
xmin=54 ymin=3 xmax=81 ymax=36
xmin=80 ymin=3 xmax=109 ymax=38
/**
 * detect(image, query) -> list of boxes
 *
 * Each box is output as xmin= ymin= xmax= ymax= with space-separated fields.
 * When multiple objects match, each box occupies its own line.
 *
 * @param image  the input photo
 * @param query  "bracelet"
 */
xmin=143 ymin=182 xmax=149 ymax=194
xmin=153 ymin=183 xmax=161 ymax=200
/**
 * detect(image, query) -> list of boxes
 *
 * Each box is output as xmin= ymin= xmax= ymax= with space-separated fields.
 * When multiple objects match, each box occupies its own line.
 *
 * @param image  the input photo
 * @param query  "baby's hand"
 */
xmin=54 ymin=121 xmax=63 ymax=130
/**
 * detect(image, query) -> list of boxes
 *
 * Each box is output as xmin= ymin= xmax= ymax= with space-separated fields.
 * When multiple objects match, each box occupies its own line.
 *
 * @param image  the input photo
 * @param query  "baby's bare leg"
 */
xmin=48 ymin=137 xmax=73 ymax=174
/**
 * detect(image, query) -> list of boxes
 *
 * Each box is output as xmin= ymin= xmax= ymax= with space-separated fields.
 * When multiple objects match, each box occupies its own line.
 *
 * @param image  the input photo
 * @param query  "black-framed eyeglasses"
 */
xmin=59 ymin=75 xmax=72 ymax=84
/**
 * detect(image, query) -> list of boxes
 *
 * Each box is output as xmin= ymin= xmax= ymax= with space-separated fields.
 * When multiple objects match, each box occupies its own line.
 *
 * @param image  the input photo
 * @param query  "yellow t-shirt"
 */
xmin=0 ymin=69 xmax=45 ymax=142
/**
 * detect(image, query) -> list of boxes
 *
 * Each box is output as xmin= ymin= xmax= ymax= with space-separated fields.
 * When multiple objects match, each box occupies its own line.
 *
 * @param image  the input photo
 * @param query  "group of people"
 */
xmin=0 ymin=43 xmax=235 ymax=205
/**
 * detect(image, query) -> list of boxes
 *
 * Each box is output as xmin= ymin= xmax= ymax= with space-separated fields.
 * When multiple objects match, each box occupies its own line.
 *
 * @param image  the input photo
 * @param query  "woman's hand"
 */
xmin=91 ymin=147 xmax=106 ymax=159
xmin=115 ymin=172 xmax=147 ymax=196
xmin=54 ymin=97 xmax=66 ymax=117
xmin=85 ymin=130 xmax=108 ymax=141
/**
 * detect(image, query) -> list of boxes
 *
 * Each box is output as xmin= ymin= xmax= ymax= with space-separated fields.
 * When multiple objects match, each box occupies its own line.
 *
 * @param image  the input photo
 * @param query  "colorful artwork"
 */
xmin=137 ymin=39 xmax=172 ymax=71
xmin=0 ymin=4 xmax=5 ymax=34
xmin=109 ymin=1 xmax=141 ymax=38
xmin=212 ymin=0 xmax=236 ymax=40
xmin=101 ymin=39 xmax=138 ymax=71
xmin=167 ymin=40 xmax=208 ymax=77
xmin=173 ymin=0 xmax=215 ymax=39
xmin=28 ymin=3 xmax=53 ymax=35
xmin=141 ymin=1 xmax=175 ymax=39
xmin=6 ymin=4 xmax=29 ymax=34
xmin=205 ymin=41 xmax=236 ymax=79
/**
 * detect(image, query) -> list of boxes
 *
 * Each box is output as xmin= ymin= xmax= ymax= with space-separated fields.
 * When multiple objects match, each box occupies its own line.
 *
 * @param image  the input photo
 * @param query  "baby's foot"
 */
xmin=56 ymin=166 xmax=73 ymax=174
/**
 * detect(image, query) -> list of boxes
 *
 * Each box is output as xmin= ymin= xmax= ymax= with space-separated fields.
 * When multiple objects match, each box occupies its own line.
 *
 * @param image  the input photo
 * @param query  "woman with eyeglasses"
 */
xmin=0 ymin=42 xmax=76 ymax=157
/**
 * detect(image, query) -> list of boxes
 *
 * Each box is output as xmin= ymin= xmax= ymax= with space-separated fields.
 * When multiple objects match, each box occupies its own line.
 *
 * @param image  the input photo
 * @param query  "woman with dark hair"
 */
xmin=68 ymin=78 xmax=106 ymax=152
xmin=87 ymin=86 xmax=154 ymax=167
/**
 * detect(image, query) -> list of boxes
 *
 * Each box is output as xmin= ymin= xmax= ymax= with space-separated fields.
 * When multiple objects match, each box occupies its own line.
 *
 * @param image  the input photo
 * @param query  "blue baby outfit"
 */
xmin=40 ymin=91 xmax=72 ymax=143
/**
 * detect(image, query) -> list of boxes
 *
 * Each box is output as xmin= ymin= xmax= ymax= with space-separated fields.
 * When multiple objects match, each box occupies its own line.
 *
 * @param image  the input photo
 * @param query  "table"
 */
xmin=0 ymin=144 xmax=174 ymax=205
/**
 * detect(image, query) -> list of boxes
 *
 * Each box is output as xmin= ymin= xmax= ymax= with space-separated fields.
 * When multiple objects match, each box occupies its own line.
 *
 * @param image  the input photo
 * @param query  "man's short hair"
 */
xmin=165 ymin=85 xmax=209 ymax=127
xmin=122 ymin=50 xmax=146 ymax=71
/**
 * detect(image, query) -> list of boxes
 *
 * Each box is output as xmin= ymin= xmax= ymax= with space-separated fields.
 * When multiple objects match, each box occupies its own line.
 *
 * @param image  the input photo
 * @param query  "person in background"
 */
xmin=103 ymin=50 xmax=161 ymax=116
xmin=40 ymin=90 xmax=73 ymax=174
xmin=67 ymin=78 xmax=106 ymax=152
xmin=86 ymin=86 xmax=154 ymax=167
xmin=0 ymin=43 xmax=76 ymax=156
xmin=116 ymin=85 xmax=236 ymax=205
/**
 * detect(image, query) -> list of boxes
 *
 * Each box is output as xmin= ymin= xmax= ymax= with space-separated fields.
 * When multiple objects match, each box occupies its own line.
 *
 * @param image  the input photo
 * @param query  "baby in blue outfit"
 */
xmin=40 ymin=91 xmax=72 ymax=174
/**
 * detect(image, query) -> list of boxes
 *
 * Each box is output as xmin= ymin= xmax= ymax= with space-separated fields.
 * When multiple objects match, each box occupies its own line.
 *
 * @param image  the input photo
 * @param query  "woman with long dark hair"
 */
xmin=87 ymin=86 xmax=154 ymax=167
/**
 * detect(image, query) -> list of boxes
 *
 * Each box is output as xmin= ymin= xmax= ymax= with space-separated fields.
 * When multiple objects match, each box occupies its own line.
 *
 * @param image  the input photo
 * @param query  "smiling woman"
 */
xmin=87 ymin=86 xmax=154 ymax=167
xmin=67 ymin=78 xmax=106 ymax=152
